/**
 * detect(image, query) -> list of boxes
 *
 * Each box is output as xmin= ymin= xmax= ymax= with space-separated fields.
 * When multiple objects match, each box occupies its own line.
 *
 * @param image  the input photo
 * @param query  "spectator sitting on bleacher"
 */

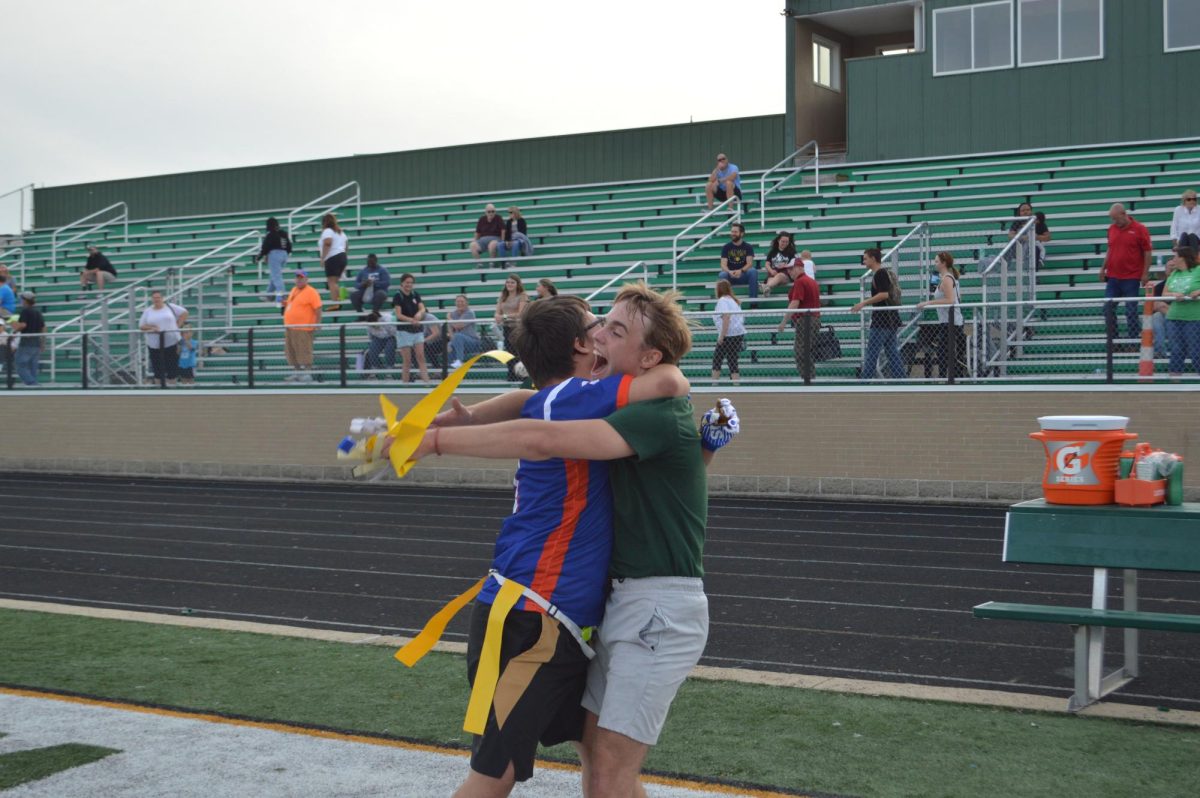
xmin=499 ymin=206 xmax=533 ymax=265
xmin=718 ymin=223 xmax=758 ymax=302
xmin=0 ymin=262 xmax=15 ymax=294
xmin=761 ymin=231 xmax=796 ymax=296
xmin=350 ymin=254 xmax=391 ymax=313
xmin=1150 ymin=261 xmax=1175 ymax=360
xmin=447 ymin=294 xmax=481 ymax=368
xmin=318 ymin=213 xmax=349 ymax=309
xmin=79 ymin=245 xmax=118 ymax=294
xmin=1008 ymin=202 xmax=1051 ymax=268
xmin=282 ymin=271 xmax=322 ymax=383
xmin=363 ymin=310 xmax=397 ymax=376
xmin=422 ymin=311 xmax=444 ymax=372
xmin=534 ymin=277 xmax=558 ymax=300
xmin=852 ymin=248 xmax=905 ymax=380
xmin=0 ymin=273 xmax=15 ymax=319
xmin=393 ymin=273 xmax=429 ymax=384
xmin=470 ymin=203 xmax=506 ymax=267
xmin=1170 ymin=189 xmax=1200 ymax=253
xmin=706 ymin=153 xmax=741 ymax=210
xmin=1102 ymin=203 xmax=1152 ymax=348
xmin=254 ymin=217 xmax=293 ymax=305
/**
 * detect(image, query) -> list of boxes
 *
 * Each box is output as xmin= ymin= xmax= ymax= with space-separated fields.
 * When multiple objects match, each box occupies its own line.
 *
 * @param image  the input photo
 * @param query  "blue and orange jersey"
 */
xmin=477 ymin=374 xmax=634 ymax=627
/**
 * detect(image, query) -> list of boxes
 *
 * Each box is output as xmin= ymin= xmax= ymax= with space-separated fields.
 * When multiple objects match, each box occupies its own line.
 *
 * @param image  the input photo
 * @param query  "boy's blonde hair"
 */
xmin=612 ymin=283 xmax=692 ymax=365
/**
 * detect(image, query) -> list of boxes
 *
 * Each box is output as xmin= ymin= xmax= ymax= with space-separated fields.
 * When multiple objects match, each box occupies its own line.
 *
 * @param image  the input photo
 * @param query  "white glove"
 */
xmin=700 ymin=398 xmax=740 ymax=452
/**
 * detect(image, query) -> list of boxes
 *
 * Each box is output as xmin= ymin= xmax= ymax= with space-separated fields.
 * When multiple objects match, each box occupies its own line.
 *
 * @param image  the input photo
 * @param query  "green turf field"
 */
xmin=2 ymin=609 xmax=1198 ymax=797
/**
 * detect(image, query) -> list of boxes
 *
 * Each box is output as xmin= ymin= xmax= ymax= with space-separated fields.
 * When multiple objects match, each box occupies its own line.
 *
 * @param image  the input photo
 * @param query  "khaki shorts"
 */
xmin=581 ymin=577 xmax=708 ymax=746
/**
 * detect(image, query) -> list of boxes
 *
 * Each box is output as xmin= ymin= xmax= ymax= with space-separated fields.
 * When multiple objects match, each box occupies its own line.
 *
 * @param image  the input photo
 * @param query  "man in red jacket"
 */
xmin=1101 ymin=203 xmax=1153 ymax=347
xmin=775 ymin=259 xmax=821 ymax=382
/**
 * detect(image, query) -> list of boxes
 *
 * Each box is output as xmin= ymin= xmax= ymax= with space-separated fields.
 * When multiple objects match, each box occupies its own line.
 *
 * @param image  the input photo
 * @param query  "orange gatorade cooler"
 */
xmin=1029 ymin=416 xmax=1136 ymax=505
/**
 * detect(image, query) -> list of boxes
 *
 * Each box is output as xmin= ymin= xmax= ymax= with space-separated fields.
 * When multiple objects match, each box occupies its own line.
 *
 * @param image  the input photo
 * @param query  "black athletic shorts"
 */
xmin=714 ymin=185 xmax=743 ymax=202
xmin=465 ymin=601 xmax=589 ymax=782
xmin=323 ymin=252 xmax=348 ymax=278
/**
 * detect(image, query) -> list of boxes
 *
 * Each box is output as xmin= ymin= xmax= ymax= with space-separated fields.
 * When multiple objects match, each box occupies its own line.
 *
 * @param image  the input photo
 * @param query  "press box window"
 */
xmin=813 ymin=37 xmax=840 ymax=91
xmin=1019 ymin=0 xmax=1103 ymax=67
xmin=933 ymin=1 xmax=1014 ymax=76
xmin=1165 ymin=0 xmax=1200 ymax=52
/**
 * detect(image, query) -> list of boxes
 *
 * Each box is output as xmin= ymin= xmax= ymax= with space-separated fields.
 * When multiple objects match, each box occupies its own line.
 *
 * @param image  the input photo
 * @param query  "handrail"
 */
xmin=0 ymin=183 xmax=35 ymax=233
xmin=585 ymin=261 xmax=648 ymax=305
xmin=671 ymin=196 xmax=742 ymax=290
xmin=979 ymin=216 xmax=1037 ymax=276
xmin=760 ymin=140 xmax=819 ymax=228
xmin=50 ymin=202 xmax=128 ymax=270
xmin=287 ymin=181 xmax=361 ymax=237
xmin=0 ymin=247 xmax=26 ymax=289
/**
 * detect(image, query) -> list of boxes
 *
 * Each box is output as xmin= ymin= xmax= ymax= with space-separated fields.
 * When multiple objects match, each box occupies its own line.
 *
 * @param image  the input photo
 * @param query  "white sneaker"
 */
xmin=284 ymin=373 xmax=298 ymax=383
xmin=449 ymin=359 xmax=463 ymax=369
xmin=297 ymin=372 xmax=313 ymax=383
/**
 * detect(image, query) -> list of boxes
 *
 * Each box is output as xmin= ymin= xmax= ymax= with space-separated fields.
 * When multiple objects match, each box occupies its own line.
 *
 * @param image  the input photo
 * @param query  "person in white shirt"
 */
xmin=138 ymin=290 xmax=188 ymax=385
xmin=318 ymin=212 xmax=350 ymax=308
xmin=1171 ymin=189 xmax=1200 ymax=253
xmin=711 ymin=279 xmax=746 ymax=384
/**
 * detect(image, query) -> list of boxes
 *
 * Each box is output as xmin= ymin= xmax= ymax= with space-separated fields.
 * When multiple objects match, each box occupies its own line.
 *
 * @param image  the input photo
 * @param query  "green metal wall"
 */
xmin=33 ymin=115 xmax=785 ymax=228
xmin=843 ymin=0 xmax=1200 ymax=161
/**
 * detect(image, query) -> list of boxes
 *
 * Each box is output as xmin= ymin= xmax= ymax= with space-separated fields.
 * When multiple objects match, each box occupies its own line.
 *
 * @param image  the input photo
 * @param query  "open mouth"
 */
xmin=590 ymin=351 xmax=609 ymax=379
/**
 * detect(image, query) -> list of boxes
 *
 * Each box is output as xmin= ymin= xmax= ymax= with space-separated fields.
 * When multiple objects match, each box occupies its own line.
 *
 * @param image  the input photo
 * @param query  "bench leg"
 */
xmin=1123 ymin=569 xmax=1139 ymax=679
xmin=1069 ymin=623 xmax=1137 ymax=712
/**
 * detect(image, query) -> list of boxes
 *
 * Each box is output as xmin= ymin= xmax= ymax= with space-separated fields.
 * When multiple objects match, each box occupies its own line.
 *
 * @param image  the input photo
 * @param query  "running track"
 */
xmin=2 ymin=474 xmax=1198 ymax=711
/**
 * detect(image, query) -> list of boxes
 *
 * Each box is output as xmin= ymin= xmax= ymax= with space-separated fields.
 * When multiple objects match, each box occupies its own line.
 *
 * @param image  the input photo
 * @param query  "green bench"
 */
xmin=973 ymin=500 xmax=1200 ymax=711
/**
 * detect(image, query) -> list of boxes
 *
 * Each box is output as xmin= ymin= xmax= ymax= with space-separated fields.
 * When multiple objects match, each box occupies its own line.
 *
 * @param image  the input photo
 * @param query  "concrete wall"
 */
xmin=1 ymin=390 xmax=1194 ymax=503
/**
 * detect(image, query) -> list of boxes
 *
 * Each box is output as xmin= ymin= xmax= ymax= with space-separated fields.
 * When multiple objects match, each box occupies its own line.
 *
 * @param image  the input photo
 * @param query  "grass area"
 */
xmin=0 ymin=743 xmax=121 ymax=790
xmin=2 ymin=609 xmax=1199 ymax=797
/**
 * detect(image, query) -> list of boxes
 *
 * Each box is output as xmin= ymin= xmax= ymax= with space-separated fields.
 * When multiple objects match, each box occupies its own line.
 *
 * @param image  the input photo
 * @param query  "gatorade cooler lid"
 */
xmin=1037 ymin=415 xmax=1129 ymax=431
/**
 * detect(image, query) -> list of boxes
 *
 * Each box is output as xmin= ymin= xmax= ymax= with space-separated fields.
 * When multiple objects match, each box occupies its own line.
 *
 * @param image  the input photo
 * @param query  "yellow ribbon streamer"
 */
xmin=394 ymin=575 xmax=488 ymax=667
xmin=381 ymin=349 xmax=514 ymax=477
xmin=463 ymin=578 xmax=525 ymax=735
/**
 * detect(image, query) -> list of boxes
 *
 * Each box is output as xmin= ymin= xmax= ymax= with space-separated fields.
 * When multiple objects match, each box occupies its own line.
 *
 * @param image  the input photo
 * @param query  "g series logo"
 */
xmin=1048 ymin=440 xmax=1101 ymax=485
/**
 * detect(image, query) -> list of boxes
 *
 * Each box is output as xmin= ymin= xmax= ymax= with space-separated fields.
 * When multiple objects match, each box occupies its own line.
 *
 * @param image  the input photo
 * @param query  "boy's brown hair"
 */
xmin=511 ymin=295 xmax=591 ymax=386
xmin=612 ymin=283 xmax=692 ymax=365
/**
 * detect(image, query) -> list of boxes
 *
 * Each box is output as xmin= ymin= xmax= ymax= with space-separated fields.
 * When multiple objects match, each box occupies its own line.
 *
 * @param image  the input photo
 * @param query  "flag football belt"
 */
xmin=394 ymin=569 xmax=595 ymax=735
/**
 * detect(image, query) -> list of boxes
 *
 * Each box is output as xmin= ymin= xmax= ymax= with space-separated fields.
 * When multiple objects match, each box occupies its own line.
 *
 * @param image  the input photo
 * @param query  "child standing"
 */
xmin=177 ymin=326 xmax=198 ymax=385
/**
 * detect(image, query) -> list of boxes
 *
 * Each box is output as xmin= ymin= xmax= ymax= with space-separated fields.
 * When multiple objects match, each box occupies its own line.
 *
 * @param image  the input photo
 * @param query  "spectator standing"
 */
xmin=1163 ymin=247 xmax=1200 ymax=378
xmin=1150 ymin=260 xmax=1177 ymax=359
xmin=255 ymin=217 xmax=293 ymax=305
xmin=761 ymin=231 xmax=797 ymax=296
xmin=705 ymin=153 xmax=741 ymax=209
xmin=916 ymin=252 xmax=965 ymax=380
xmin=138 ymin=290 xmax=189 ymax=386
xmin=499 ymin=206 xmax=533 ymax=265
xmin=393 ymin=273 xmax=429 ymax=384
xmin=710 ymin=280 xmax=745 ymax=384
xmin=350 ymin=254 xmax=391 ymax=313
xmin=534 ymin=277 xmax=558 ymax=300
xmin=79 ymin=245 xmax=118 ymax=293
xmin=177 ymin=325 xmax=198 ymax=386
xmin=494 ymin=273 xmax=528 ymax=379
xmin=363 ymin=310 xmax=397 ymax=375
xmin=1170 ymin=189 xmax=1200 ymax=253
xmin=0 ymin=273 xmax=15 ymax=319
xmin=775 ymin=259 xmax=821 ymax=382
xmin=852 ymin=248 xmax=905 ymax=380
xmin=9 ymin=291 xmax=45 ymax=386
xmin=470 ymin=203 xmax=506 ymax=266
xmin=318 ymin=213 xmax=349 ymax=308
xmin=1101 ymin=203 xmax=1153 ymax=347
xmin=718 ymin=223 xmax=758 ymax=301
xmin=1008 ymin=202 xmax=1052 ymax=268
xmin=282 ymin=270 xmax=322 ymax=383
xmin=447 ymin=294 xmax=481 ymax=368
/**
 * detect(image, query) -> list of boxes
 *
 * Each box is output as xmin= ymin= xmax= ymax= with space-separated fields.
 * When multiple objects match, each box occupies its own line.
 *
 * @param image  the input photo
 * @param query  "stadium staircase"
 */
xmin=4 ymin=136 xmax=1198 ymax=387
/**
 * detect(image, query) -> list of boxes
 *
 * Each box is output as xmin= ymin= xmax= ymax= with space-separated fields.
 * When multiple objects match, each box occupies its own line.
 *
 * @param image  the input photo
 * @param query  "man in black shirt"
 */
xmin=79 ymin=245 xmax=118 ymax=292
xmin=852 ymin=249 xmax=906 ymax=380
xmin=718 ymin=223 xmax=758 ymax=301
xmin=10 ymin=291 xmax=45 ymax=386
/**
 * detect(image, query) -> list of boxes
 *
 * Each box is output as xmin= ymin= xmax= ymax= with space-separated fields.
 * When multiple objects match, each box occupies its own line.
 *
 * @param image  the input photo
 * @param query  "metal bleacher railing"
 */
xmin=7 ymin=295 xmax=1197 ymax=391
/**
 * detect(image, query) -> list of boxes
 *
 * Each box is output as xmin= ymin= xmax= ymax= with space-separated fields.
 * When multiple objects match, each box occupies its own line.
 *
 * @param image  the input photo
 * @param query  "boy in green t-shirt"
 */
xmin=415 ymin=284 xmax=737 ymax=798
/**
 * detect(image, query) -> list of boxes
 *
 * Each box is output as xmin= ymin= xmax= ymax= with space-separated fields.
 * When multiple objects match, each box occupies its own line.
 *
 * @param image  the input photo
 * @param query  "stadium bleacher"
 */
xmin=4 ymin=137 xmax=1198 ymax=387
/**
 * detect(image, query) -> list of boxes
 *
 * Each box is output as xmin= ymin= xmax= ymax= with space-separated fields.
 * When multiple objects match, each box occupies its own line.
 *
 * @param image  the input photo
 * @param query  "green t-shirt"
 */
xmin=1166 ymin=266 xmax=1200 ymax=321
xmin=604 ymin=397 xmax=707 ymax=579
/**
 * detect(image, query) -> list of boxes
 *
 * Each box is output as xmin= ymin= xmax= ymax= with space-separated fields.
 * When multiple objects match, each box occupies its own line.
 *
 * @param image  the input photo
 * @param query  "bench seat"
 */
xmin=973 ymin=601 xmax=1200 ymax=634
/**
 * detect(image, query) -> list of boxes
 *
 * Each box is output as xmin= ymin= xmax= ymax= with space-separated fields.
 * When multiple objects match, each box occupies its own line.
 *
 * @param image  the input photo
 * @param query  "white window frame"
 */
xmin=932 ymin=0 xmax=1015 ymax=77
xmin=1018 ymin=0 xmax=1105 ymax=67
xmin=1164 ymin=0 xmax=1200 ymax=53
xmin=812 ymin=35 xmax=842 ymax=92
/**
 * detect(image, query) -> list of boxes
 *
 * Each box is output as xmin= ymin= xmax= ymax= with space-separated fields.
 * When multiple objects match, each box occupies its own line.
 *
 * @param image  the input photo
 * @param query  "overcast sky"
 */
xmin=0 ymin=0 xmax=784 ymax=231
